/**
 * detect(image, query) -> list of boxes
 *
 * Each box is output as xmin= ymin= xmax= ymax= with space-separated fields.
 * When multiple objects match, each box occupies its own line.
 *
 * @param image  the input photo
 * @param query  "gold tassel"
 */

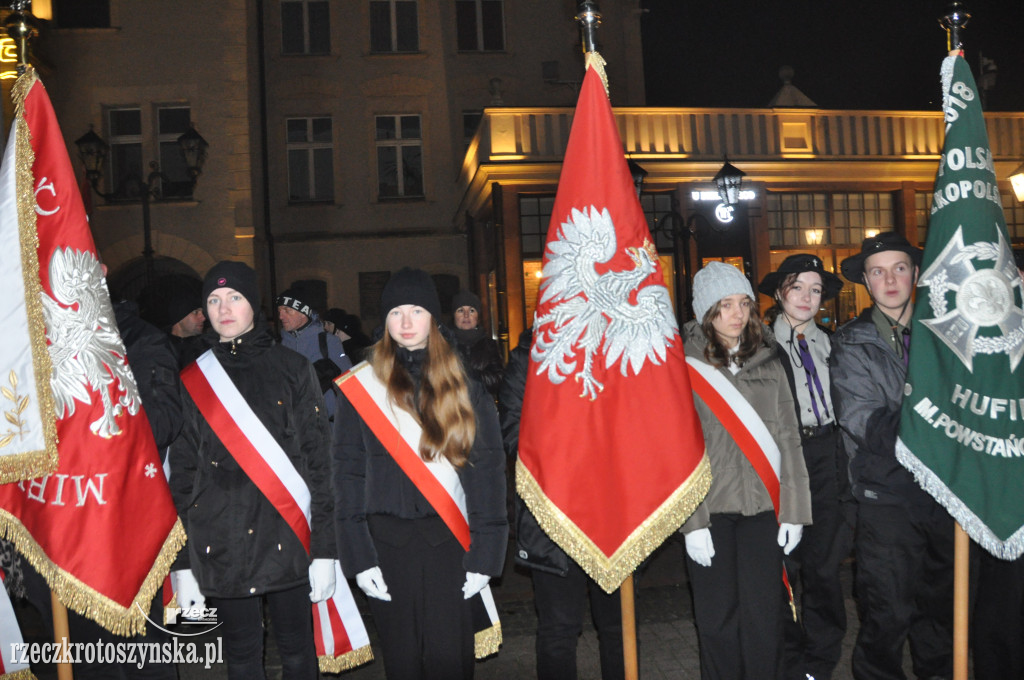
xmin=1 ymin=667 xmax=39 ymax=680
xmin=474 ymin=621 xmax=503 ymax=659
xmin=317 ymin=645 xmax=374 ymax=674
xmin=517 ymin=454 xmax=712 ymax=594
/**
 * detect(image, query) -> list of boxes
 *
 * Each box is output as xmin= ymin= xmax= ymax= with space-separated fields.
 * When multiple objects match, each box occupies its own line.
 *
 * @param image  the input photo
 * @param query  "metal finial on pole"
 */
xmin=939 ymin=2 xmax=970 ymax=54
xmin=4 ymin=0 xmax=38 ymax=73
xmin=575 ymin=1 xmax=601 ymax=54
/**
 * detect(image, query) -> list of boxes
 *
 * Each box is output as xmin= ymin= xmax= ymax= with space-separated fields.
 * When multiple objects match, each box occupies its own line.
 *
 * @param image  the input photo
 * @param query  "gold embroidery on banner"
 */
xmin=0 ymin=370 xmax=29 ymax=447
xmin=517 ymin=454 xmax=712 ymax=594
xmin=474 ymin=621 xmax=502 ymax=659
xmin=0 ymin=511 xmax=187 ymax=637
xmin=0 ymin=65 xmax=58 ymax=483
xmin=318 ymin=644 xmax=374 ymax=674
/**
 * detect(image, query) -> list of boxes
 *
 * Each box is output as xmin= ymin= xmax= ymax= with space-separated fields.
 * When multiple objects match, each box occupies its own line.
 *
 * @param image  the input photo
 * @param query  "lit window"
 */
xmin=456 ymin=0 xmax=504 ymax=52
xmin=376 ymin=114 xmax=423 ymax=199
xmin=518 ymin=195 xmax=555 ymax=257
xmin=282 ymin=0 xmax=331 ymax=55
xmin=106 ymin=108 xmax=143 ymax=201
xmin=369 ymin=0 xmax=418 ymax=53
xmin=287 ymin=117 xmax=334 ymax=203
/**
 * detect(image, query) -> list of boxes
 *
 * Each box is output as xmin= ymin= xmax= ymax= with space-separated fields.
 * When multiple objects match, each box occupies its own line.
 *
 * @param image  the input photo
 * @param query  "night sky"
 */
xmin=640 ymin=0 xmax=1024 ymax=112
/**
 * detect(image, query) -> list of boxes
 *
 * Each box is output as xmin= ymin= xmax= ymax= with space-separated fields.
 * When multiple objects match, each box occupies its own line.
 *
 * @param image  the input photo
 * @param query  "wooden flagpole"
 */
xmin=51 ymin=591 xmax=74 ymax=679
xmin=952 ymin=524 xmax=969 ymax=680
xmin=621 ymin=575 xmax=639 ymax=680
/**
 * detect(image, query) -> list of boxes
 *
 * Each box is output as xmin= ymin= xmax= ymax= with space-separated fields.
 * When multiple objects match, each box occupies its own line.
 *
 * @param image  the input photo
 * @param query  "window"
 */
xmin=766 ymin=192 xmax=895 ymax=248
xmin=53 ymin=0 xmax=110 ymax=28
xmin=456 ymin=0 xmax=504 ymax=52
xmin=462 ymin=111 xmax=483 ymax=149
xmin=281 ymin=0 xmax=330 ymax=55
xmin=287 ymin=117 xmax=334 ymax=203
xmin=369 ymin=0 xmax=418 ymax=53
xmin=376 ymin=114 xmax=423 ymax=198
xmin=157 ymin=106 xmax=193 ymax=199
xmin=1003 ymin=191 xmax=1024 ymax=241
xmin=915 ymin=191 xmax=933 ymax=246
xmin=107 ymin=108 xmax=143 ymax=200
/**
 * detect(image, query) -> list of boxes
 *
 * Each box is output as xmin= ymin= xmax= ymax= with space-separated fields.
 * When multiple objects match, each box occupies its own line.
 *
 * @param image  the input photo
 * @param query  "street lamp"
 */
xmin=1009 ymin=161 xmax=1024 ymax=203
xmin=642 ymin=158 xmax=746 ymax=322
xmin=75 ymin=124 xmax=209 ymax=283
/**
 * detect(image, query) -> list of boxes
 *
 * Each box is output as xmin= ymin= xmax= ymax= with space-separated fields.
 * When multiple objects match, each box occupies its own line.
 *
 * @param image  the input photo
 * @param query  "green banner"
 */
xmin=897 ymin=55 xmax=1024 ymax=559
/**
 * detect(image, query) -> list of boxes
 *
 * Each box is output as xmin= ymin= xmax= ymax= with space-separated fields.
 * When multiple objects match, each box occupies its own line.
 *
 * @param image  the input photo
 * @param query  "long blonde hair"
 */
xmin=370 ymin=322 xmax=476 ymax=467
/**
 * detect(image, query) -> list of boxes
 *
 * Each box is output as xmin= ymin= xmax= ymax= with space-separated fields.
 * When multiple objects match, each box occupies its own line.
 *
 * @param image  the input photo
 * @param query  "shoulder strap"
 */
xmin=319 ymin=331 xmax=330 ymax=360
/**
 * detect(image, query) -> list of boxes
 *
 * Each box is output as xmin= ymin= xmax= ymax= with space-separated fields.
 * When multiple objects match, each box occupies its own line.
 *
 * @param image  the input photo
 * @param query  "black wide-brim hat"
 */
xmin=839 ymin=231 xmax=923 ymax=284
xmin=758 ymin=253 xmax=844 ymax=301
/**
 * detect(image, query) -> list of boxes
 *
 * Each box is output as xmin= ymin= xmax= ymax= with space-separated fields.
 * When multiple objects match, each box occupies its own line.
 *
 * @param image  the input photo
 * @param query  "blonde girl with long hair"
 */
xmin=333 ymin=268 xmax=507 ymax=680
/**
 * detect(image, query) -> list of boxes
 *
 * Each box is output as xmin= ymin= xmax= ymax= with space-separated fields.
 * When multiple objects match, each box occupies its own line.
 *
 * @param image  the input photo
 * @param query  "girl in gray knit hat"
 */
xmin=680 ymin=261 xmax=812 ymax=680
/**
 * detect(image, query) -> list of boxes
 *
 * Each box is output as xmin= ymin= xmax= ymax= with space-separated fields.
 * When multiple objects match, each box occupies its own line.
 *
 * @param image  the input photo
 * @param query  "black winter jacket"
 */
xmin=168 ymin=325 xmax=334 ymax=597
xmin=333 ymin=347 xmax=508 ymax=578
xmin=453 ymin=327 xmax=505 ymax=398
xmin=829 ymin=310 xmax=932 ymax=505
xmin=498 ymin=328 xmax=570 ymax=576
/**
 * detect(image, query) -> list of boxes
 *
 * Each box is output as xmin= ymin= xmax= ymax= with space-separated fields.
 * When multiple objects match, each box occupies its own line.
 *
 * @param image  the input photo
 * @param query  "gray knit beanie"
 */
xmin=692 ymin=261 xmax=755 ymax=322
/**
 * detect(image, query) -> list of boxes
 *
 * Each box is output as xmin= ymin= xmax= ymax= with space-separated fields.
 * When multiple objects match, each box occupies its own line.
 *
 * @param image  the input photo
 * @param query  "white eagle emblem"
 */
xmin=531 ymin=205 xmax=677 ymax=400
xmin=41 ymin=247 xmax=141 ymax=438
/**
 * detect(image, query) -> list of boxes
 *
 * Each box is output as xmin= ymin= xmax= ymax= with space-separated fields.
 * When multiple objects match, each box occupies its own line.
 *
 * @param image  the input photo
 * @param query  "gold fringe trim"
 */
xmin=585 ymin=50 xmax=609 ymax=97
xmin=0 ymin=511 xmax=187 ymax=636
xmin=0 ymin=65 xmax=58 ymax=484
xmin=1 ymin=667 xmax=38 ymax=680
xmin=474 ymin=621 xmax=502 ymax=659
xmin=317 ymin=644 xmax=374 ymax=673
xmin=517 ymin=454 xmax=712 ymax=594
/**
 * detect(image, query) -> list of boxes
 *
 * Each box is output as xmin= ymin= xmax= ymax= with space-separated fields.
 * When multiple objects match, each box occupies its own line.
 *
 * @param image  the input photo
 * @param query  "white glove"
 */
xmin=684 ymin=528 xmax=715 ymax=567
xmin=778 ymin=523 xmax=804 ymax=555
xmin=308 ymin=559 xmax=337 ymax=603
xmin=462 ymin=572 xmax=490 ymax=600
xmin=355 ymin=566 xmax=391 ymax=601
xmin=172 ymin=569 xmax=205 ymax=610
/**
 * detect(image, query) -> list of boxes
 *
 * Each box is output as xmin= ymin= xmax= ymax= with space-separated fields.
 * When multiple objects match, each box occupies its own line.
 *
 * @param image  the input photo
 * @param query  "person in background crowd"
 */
xmin=681 ymin=261 xmax=812 ymax=680
xmin=137 ymin=273 xmax=206 ymax=367
xmin=324 ymin=307 xmax=372 ymax=364
xmin=760 ymin=254 xmax=854 ymax=680
xmin=334 ymin=268 xmax=507 ymax=680
xmin=170 ymin=261 xmax=335 ymax=680
xmin=277 ymin=282 xmax=352 ymax=420
xmin=499 ymin=326 xmax=625 ymax=680
xmin=451 ymin=290 xmax=504 ymax=398
xmin=830 ymin=232 xmax=954 ymax=680
xmin=970 ymin=247 xmax=1024 ymax=680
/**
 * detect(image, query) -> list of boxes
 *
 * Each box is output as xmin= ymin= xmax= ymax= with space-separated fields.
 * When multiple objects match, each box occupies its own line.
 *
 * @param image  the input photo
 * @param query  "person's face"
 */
xmin=208 ymin=288 xmax=255 ymax=342
xmin=454 ymin=305 xmax=479 ymax=330
xmin=386 ymin=305 xmax=432 ymax=350
xmin=863 ymin=251 xmax=916 ymax=317
xmin=711 ymin=294 xmax=751 ymax=348
xmin=322 ymin=319 xmax=336 ymax=334
xmin=277 ymin=305 xmax=308 ymax=332
xmin=173 ymin=308 xmax=206 ymax=338
xmin=779 ymin=272 xmax=823 ymax=327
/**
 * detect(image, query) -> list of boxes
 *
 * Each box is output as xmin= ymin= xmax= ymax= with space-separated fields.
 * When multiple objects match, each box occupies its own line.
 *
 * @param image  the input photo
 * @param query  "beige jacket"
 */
xmin=681 ymin=321 xmax=812 ymax=533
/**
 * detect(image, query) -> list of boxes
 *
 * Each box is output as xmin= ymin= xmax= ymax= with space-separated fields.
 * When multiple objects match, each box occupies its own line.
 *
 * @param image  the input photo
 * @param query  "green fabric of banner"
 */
xmin=896 ymin=54 xmax=1024 ymax=560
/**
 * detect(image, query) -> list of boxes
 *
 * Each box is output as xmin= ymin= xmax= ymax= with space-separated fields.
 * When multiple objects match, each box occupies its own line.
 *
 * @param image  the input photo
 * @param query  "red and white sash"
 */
xmin=686 ymin=356 xmax=781 ymax=513
xmin=686 ymin=355 xmax=797 ymax=617
xmin=336 ymin=362 xmax=502 ymax=658
xmin=181 ymin=351 xmax=373 ymax=673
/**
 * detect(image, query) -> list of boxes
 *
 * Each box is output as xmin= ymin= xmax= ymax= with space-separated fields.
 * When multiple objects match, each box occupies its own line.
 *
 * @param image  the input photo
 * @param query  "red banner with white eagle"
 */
xmin=0 ymin=68 xmax=185 ymax=635
xmin=516 ymin=55 xmax=710 ymax=593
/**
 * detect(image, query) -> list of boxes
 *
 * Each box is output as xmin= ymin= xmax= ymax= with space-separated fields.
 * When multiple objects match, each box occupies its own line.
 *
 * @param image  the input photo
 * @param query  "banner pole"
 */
xmin=51 ymin=590 xmax=74 ymax=680
xmin=953 ymin=524 xmax=969 ymax=680
xmin=620 ymin=574 xmax=639 ymax=680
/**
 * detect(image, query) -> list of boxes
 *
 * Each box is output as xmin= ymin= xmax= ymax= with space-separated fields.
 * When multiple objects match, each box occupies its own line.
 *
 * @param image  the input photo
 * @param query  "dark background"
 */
xmin=639 ymin=0 xmax=1024 ymax=111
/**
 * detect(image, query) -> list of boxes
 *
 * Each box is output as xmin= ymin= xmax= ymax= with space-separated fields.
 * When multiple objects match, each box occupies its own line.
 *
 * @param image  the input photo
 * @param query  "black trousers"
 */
xmin=368 ymin=515 xmax=475 ymax=680
xmin=782 ymin=428 xmax=855 ymax=680
xmin=687 ymin=511 xmax=783 ymax=680
xmin=531 ymin=560 xmax=624 ymax=680
xmin=972 ymin=550 xmax=1024 ymax=680
xmin=209 ymin=583 xmax=317 ymax=680
xmin=852 ymin=500 xmax=954 ymax=680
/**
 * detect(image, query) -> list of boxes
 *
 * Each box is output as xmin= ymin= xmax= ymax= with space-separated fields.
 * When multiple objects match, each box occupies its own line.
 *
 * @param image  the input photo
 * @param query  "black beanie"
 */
xmin=203 ymin=261 xmax=260 ymax=313
xmin=379 ymin=267 xmax=442 ymax=320
xmin=275 ymin=287 xmax=314 ymax=319
xmin=451 ymin=290 xmax=482 ymax=314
